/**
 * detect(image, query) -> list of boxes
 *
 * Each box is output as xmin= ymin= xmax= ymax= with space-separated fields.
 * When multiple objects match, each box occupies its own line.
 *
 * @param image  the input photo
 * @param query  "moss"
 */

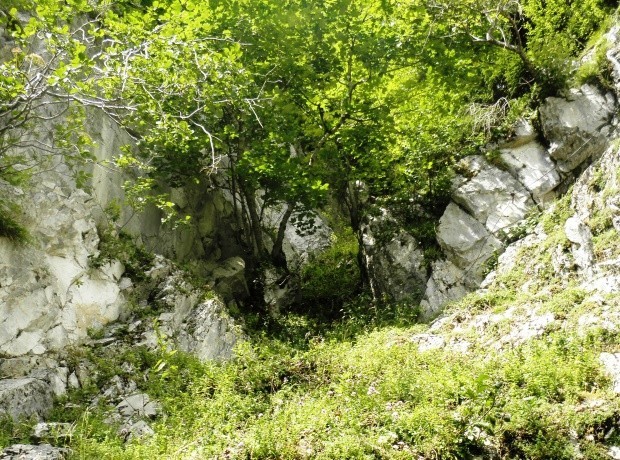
xmin=541 ymin=193 xmax=573 ymax=236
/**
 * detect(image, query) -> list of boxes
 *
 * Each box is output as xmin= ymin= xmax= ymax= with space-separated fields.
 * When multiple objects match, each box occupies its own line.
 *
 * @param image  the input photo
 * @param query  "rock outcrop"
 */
xmin=362 ymin=210 xmax=427 ymax=303
xmin=421 ymin=83 xmax=617 ymax=317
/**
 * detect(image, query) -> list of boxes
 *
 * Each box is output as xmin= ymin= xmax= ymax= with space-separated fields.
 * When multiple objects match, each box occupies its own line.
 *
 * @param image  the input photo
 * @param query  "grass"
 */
xmin=41 ymin=321 xmax=618 ymax=460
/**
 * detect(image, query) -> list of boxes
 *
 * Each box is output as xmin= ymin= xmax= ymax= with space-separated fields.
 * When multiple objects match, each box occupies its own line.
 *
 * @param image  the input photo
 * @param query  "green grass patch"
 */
xmin=41 ymin=312 xmax=618 ymax=460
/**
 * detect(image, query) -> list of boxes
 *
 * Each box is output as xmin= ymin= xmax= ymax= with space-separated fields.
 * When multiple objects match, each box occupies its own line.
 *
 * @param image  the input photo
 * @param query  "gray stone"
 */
xmin=564 ymin=216 xmax=594 ymax=272
xmin=0 ymin=378 xmax=53 ymax=420
xmin=120 ymin=420 xmax=155 ymax=442
xmin=436 ymin=202 xmax=503 ymax=276
xmin=540 ymin=84 xmax=615 ymax=172
xmin=420 ymin=259 xmax=470 ymax=319
xmin=211 ymin=257 xmax=248 ymax=302
xmin=176 ymin=299 xmax=239 ymax=361
xmin=362 ymin=215 xmax=427 ymax=302
xmin=600 ymin=352 xmax=620 ymax=393
xmin=116 ymin=393 xmax=161 ymax=418
xmin=0 ymin=444 xmax=68 ymax=460
xmin=609 ymin=446 xmax=620 ymax=460
xmin=32 ymin=423 xmax=73 ymax=441
xmin=499 ymin=141 xmax=560 ymax=205
xmin=452 ymin=156 xmax=535 ymax=233
xmin=410 ymin=334 xmax=445 ymax=352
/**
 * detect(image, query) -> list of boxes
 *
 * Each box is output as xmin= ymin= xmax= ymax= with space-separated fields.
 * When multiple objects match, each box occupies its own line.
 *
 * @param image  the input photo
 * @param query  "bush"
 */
xmin=0 ymin=201 xmax=29 ymax=243
xmin=89 ymin=229 xmax=153 ymax=281
xmin=297 ymin=230 xmax=361 ymax=317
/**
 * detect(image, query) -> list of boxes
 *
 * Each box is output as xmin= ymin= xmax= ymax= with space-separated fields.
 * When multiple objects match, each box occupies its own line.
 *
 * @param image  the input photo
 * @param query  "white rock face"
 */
xmin=141 ymin=260 xmax=241 ymax=362
xmin=452 ymin=156 xmax=534 ymax=233
xmin=0 ymin=444 xmax=68 ymax=460
xmin=362 ymin=212 xmax=427 ymax=302
xmin=116 ymin=393 xmax=161 ymax=418
xmin=176 ymin=299 xmax=239 ymax=361
xmin=420 ymin=259 xmax=469 ymax=319
xmin=420 ymin=202 xmax=503 ymax=318
xmin=262 ymin=204 xmax=332 ymax=271
xmin=600 ymin=352 xmax=620 ymax=393
xmin=211 ymin=256 xmax=248 ymax=302
xmin=436 ymin=202 xmax=503 ymax=274
xmin=540 ymin=84 xmax=615 ymax=172
xmin=0 ymin=181 xmax=127 ymax=357
xmin=500 ymin=141 xmax=560 ymax=205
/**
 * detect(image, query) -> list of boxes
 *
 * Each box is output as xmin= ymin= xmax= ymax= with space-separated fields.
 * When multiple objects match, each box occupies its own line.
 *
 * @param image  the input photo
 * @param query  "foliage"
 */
xmin=89 ymin=228 xmax=153 ymax=281
xmin=38 ymin=308 xmax=618 ymax=459
xmin=0 ymin=200 xmax=28 ymax=242
xmin=297 ymin=230 xmax=361 ymax=316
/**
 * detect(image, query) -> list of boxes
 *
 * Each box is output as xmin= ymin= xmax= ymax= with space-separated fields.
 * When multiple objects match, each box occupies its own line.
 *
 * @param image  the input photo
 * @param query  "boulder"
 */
xmin=139 ymin=265 xmax=242 ymax=361
xmin=0 ymin=444 xmax=68 ymax=460
xmin=362 ymin=213 xmax=427 ymax=302
xmin=436 ymin=202 xmax=503 ymax=276
xmin=211 ymin=256 xmax=248 ymax=302
xmin=0 ymin=182 xmax=128 ymax=358
xmin=420 ymin=259 xmax=470 ymax=319
xmin=261 ymin=204 xmax=332 ymax=272
xmin=119 ymin=420 xmax=155 ymax=442
xmin=0 ymin=378 xmax=53 ymax=420
xmin=539 ymin=84 xmax=615 ymax=172
xmin=600 ymin=352 xmax=620 ymax=393
xmin=565 ymin=216 xmax=594 ymax=273
xmin=176 ymin=299 xmax=239 ymax=361
xmin=116 ymin=393 xmax=161 ymax=418
xmin=499 ymin=118 xmax=538 ymax=148
xmin=32 ymin=423 xmax=73 ymax=441
xmin=500 ymin=140 xmax=560 ymax=205
xmin=452 ymin=156 xmax=535 ymax=234
xmin=606 ymin=24 xmax=620 ymax=94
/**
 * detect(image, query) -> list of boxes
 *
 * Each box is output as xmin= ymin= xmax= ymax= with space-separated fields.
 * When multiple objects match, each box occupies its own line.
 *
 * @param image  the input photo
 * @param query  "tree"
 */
xmin=425 ymin=0 xmax=614 ymax=94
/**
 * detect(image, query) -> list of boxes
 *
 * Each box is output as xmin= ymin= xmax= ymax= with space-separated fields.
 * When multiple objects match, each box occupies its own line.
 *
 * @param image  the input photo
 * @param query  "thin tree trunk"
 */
xmin=271 ymin=203 xmax=294 ymax=271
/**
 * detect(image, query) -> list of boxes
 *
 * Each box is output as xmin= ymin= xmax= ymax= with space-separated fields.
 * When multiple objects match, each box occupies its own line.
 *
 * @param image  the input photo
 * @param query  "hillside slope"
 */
xmin=4 ymin=140 xmax=620 ymax=459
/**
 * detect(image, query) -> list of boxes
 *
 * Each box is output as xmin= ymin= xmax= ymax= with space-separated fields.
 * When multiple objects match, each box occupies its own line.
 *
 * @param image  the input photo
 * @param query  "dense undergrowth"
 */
xmin=28 ymin=313 xmax=620 ymax=459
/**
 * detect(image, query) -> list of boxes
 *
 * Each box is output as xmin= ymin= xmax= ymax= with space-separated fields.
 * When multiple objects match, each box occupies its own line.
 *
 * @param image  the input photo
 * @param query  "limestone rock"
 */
xmin=609 ymin=446 xmax=620 ymax=460
xmin=420 ymin=259 xmax=470 ymax=319
xmin=262 ymin=204 xmax=332 ymax=272
xmin=482 ymin=226 xmax=548 ymax=288
xmin=116 ymin=393 xmax=161 ymax=418
xmin=606 ymin=24 xmax=620 ymax=93
xmin=500 ymin=140 xmax=560 ymax=205
xmin=0 ymin=378 xmax=53 ymax=420
xmin=436 ymin=202 xmax=503 ymax=277
xmin=452 ymin=156 xmax=535 ymax=233
xmin=600 ymin=352 xmax=620 ymax=393
xmin=362 ymin=214 xmax=427 ymax=302
xmin=499 ymin=118 xmax=538 ymax=149
xmin=564 ymin=216 xmax=594 ymax=272
xmin=572 ymin=142 xmax=620 ymax=229
xmin=139 ymin=266 xmax=242 ymax=361
xmin=0 ymin=444 xmax=68 ymax=460
xmin=211 ymin=256 xmax=248 ymax=302
xmin=540 ymin=84 xmax=615 ymax=172
xmin=120 ymin=420 xmax=155 ymax=442
xmin=32 ymin=423 xmax=73 ymax=441
xmin=0 ymin=182 xmax=126 ymax=358
xmin=176 ymin=299 xmax=239 ymax=361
